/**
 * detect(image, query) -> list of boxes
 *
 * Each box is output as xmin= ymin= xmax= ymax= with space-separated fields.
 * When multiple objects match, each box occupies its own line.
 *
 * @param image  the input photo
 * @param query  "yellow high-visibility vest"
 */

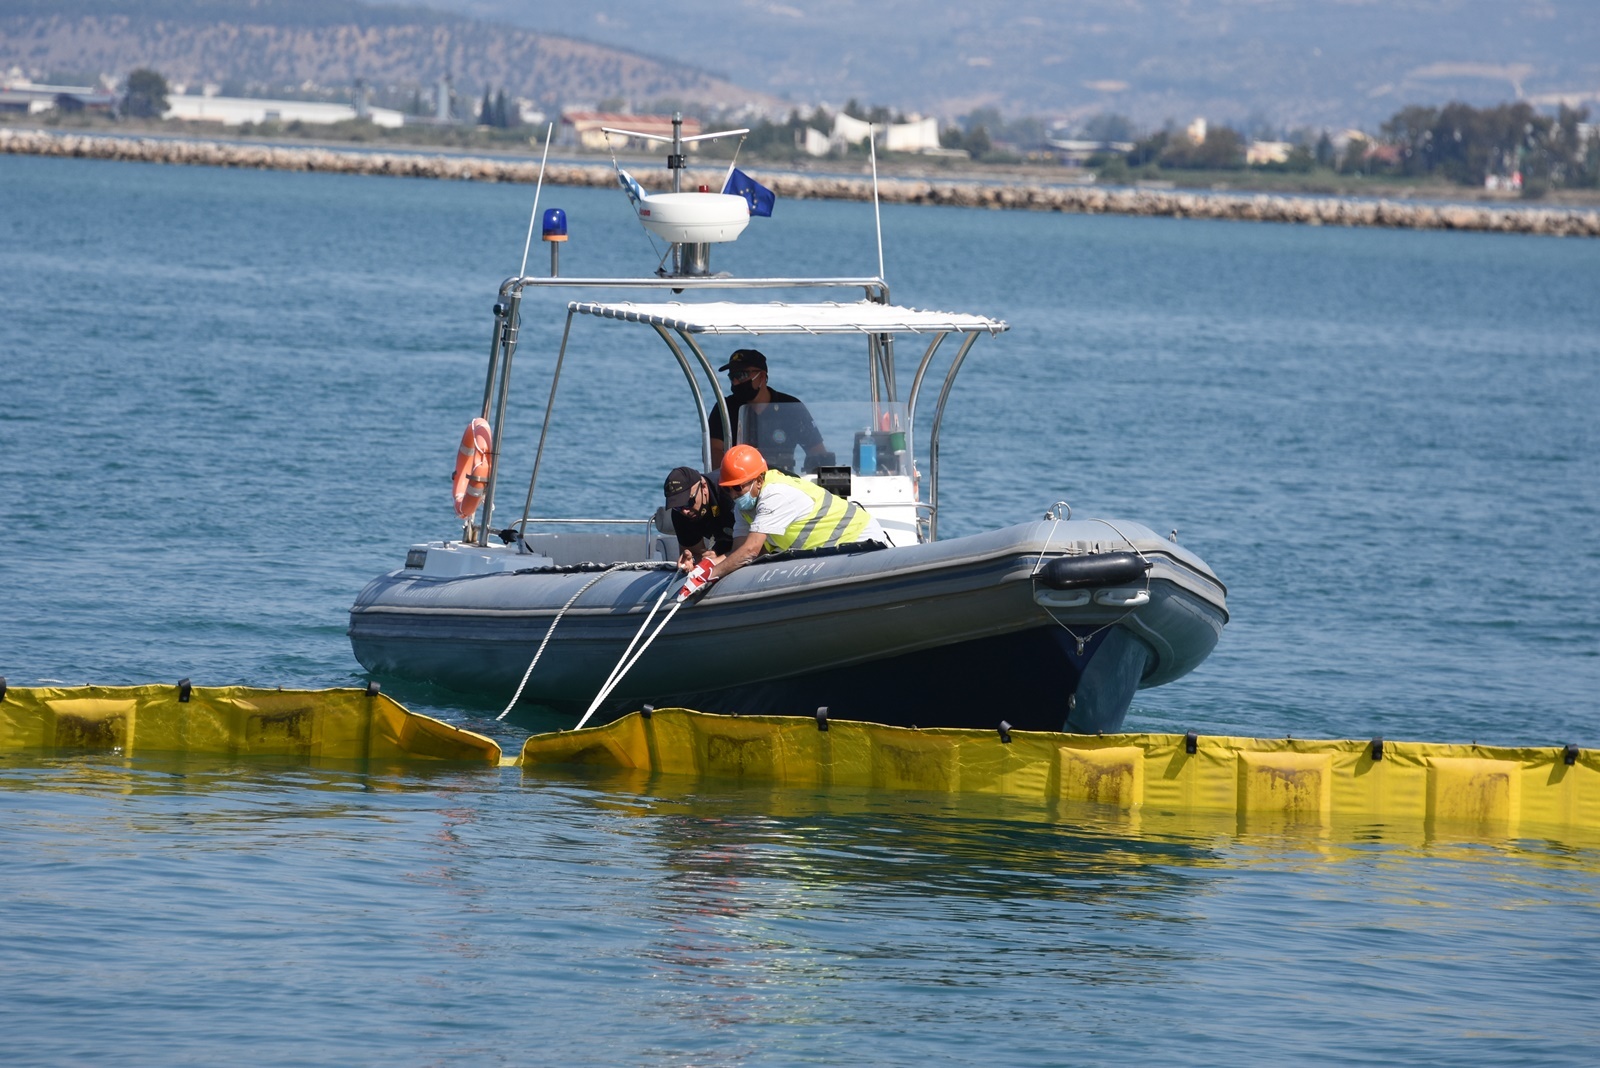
xmin=752 ymin=470 xmax=876 ymax=551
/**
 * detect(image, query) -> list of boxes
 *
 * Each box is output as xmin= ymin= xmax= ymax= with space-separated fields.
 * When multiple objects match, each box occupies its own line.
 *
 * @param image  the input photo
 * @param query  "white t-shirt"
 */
xmin=734 ymin=480 xmax=816 ymax=540
xmin=734 ymin=481 xmax=888 ymax=546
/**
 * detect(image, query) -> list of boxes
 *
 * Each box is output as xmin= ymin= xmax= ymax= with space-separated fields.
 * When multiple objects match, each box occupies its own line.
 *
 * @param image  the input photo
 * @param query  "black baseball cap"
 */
xmin=717 ymin=348 xmax=767 ymax=373
xmin=663 ymin=467 xmax=703 ymax=509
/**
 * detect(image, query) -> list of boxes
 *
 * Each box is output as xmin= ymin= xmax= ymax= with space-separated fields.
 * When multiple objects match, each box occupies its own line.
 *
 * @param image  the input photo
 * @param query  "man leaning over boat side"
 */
xmin=662 ymin=466 xmax=735 ymax=571
xmin=707 ymin=445 xmax=886 ymax=582
xmin=708 ymin=348 xmax=828 ymax=473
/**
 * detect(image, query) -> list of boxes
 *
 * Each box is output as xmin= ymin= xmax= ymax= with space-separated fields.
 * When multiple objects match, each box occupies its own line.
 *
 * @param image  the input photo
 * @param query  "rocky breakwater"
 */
xmin=7 ymin=128 xmax=1599 ymax=239
xmin=776 ymin=173 xmax=1600 ymax=238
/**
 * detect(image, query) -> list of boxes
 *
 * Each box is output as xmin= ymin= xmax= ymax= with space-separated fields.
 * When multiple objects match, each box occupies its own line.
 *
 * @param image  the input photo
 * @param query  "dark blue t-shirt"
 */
xmin=708 ymin=389 xmax=824 ymax=473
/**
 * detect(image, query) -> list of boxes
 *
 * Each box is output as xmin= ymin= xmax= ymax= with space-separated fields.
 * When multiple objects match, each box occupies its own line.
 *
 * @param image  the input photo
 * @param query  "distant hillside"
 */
xmin=0 ymin=0 xmax=777 ymax=109
xmin=428 ymin=0 xmax=1600 ymax=131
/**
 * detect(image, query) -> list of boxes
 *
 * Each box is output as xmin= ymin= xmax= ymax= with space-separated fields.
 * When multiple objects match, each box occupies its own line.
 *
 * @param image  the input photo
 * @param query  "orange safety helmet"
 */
xmin=718 ymin=444 xmax=768 ymax=486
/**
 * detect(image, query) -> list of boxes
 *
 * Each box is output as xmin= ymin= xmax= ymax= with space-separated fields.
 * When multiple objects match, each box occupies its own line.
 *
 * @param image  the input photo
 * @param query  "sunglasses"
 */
xmin=673 ymin=482 xmax=707 ymax=514
xmin=728 ymin=369 xmax=761 ymax=384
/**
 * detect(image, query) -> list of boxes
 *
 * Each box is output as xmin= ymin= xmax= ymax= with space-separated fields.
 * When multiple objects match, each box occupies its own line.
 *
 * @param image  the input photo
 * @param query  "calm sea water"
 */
xmin=3 ymin=153 xmax=1600 ymax=1064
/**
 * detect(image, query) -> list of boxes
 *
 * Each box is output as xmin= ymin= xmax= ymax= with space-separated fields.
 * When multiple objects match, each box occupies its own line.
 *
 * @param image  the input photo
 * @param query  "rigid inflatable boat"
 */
xmin=349 ymin=117 xmax=1228 ymax=731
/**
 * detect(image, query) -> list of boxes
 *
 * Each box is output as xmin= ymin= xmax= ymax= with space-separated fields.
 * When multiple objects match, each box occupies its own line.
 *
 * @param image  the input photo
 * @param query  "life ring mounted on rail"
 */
xmin=453 ymin=418 xmax=494 ymax=520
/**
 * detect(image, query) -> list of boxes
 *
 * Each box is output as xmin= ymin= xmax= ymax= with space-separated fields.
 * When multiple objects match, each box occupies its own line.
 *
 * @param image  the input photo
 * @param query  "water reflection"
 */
xmin=3 ymin=751 xmax=1599 ymax=1063
xmin=529 ymin=764 xmax=1600 ymax=866
xmin=521 ymin=766 xmax=1229 ymax=1031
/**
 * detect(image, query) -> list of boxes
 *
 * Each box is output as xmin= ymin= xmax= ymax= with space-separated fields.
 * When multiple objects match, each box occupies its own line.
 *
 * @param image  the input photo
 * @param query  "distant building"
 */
xmin=0 ymin=75 xmax=116 ymax=114
xmin=1046 ymin=137 xmax=1135 ymax=166
xmin=562 ymin=111 xmax=703 ymax=150
xmin=1331 ymin=129 xmax=1367 ymax=154
xmin=1365 ymin=142 xmax=1402 ymax=167
xmin=831 ymin=112 xmax=874 ymax=147
xmin=795 ymin=112 xmax=946 ymax=156
xmin=799 ymin=126 xmax=830 ymax=157
xmin=517 ymin=100 xmax=546 ymax=127
xmin=1186 ymin=117 xmax=1207 ymax=145
xmin=164 ymin=94 xmax=404 ymax=128
xmin=1246 ymin=140 xmax=1292 ymax=165
xmin=883 ymin=117 xmax=940 ymax=153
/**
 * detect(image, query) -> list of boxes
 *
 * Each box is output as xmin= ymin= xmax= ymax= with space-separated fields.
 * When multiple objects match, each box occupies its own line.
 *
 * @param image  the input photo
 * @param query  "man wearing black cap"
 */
xmin=662 ymin=466 xmax=735 ymax=570
xmin=708 ymin=348 xmax=826 ymax=473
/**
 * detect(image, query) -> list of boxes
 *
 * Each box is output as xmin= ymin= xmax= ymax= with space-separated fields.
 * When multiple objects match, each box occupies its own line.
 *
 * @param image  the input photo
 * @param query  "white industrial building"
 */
xmin=796 ymin=112 xmax=946 ymax=156
xmin=164 ymin=95 xmax=404 ymax=128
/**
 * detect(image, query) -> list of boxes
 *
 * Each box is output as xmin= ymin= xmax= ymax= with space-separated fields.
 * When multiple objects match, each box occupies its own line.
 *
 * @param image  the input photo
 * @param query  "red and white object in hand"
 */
xmin=677 ymin=557 xmax=717 ymax=601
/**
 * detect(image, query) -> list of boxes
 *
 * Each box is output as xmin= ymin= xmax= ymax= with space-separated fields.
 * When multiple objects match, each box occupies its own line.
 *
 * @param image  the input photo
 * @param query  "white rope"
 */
xmin=1030 ymin=504 xmax=1154 ymax=656
xmin=1030 ymin=500 xmax=1072 ymax=579
xmin=496 ymin=562 xmax=667 ymax=720
xmin=575 ymin=598 xmax=685 ymax=730
xmin=604 ymin=130 xmax=666 ymax=263
xmin=590 ymin=575 xmax=677 ymax=702
xmin=516 ymin=122 xmax=555 ymax=280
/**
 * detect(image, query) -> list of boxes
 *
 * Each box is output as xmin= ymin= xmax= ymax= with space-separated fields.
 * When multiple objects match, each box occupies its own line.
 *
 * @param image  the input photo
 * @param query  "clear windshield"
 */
xmin=736 ymin=401 xmax=911 ymax=477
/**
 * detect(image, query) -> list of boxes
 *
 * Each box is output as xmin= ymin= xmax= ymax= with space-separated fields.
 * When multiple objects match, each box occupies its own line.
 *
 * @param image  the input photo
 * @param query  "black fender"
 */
xmin=1038 ymin=552 xmax=1150 ymax=590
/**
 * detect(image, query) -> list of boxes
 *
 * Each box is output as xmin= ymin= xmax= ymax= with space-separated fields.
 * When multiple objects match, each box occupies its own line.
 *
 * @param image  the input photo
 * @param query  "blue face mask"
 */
xmin=736 ymin=490 xmax=759 ymax=511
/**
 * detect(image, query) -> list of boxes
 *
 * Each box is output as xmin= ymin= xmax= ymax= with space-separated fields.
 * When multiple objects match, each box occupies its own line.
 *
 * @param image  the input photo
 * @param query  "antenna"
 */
xmin=517 ymin=122 xmax=555 ymax=279
xmin=870 ymin=125 xmax=885 ymax=281
xmin=601 ymin=115 xmax=752 ymax=278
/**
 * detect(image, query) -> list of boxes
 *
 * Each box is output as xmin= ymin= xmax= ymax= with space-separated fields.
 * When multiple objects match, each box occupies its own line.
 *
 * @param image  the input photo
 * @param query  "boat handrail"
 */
xmin=501 ymin=275 xmax=889 ymax=299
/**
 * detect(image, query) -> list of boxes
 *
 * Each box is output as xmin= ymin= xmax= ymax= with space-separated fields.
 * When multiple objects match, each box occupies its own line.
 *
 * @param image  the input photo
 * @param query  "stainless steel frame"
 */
xmin=478 ymin=267 xmax=993 ymax=547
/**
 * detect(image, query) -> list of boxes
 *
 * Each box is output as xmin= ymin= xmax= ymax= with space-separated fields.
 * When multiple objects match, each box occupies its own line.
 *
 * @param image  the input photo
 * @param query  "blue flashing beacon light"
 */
xmin=542 ymin=208 xmax=568 ymax=242
xmin=541 ymin=207 xmax=567 ymax=276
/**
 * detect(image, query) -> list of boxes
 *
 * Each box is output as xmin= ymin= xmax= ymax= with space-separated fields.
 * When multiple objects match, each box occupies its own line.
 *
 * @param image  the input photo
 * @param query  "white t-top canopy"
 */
xmin=567 ymin=300 xmax=1009 ymax=336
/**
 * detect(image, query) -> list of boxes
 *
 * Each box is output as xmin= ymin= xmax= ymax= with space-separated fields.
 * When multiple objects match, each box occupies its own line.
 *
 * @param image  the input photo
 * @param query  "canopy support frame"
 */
xmin=925 ymin=331 xmax=982 ymax=543
xmin=513 ymin=306 xmax=575 ymax=538
xmin=650 ymin=324 xmax=714 ymax=471
xmin=674 ymin=330 xmax=734 ymax=467
xmin=477 ymin=290 xmax=523 ymax=547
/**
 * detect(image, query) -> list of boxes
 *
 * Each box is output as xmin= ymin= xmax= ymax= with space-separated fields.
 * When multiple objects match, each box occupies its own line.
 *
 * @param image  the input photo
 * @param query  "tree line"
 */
xmin=1099 ymin=102 xmax=1598 ymax=191
xmin=85 ymin=72 xmax=1600 ymax=193
xmin=1376 ymin=102 xmax=1595 ymax=191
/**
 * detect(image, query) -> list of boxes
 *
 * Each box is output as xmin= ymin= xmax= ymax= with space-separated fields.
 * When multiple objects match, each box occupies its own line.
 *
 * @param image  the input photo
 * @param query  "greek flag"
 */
xmin=723 ymin=167 xmax=775 ymax=217
xmin=617 ymin=168 xmax=646 ymax=210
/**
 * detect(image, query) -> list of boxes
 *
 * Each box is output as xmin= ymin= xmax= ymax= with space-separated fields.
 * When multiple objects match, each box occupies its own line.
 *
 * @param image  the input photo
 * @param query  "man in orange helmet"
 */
xmin=707 ymin=444 xmax=886 ymax=581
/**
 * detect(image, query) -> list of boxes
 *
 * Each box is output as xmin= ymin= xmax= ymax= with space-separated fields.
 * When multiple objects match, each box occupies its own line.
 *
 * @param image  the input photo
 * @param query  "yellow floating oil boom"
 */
xmin=0 ymin=681 xmax=500 ymax=764
xmin=6 ymin=681 xmax=1595 ymax=836
xmin=519 ymin=708 xmax=1599 ymax=835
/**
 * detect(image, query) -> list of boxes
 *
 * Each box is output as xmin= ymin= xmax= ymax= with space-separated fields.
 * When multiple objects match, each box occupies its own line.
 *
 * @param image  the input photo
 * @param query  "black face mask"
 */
xmin=731 ymin=380 xmax=758 ymax=403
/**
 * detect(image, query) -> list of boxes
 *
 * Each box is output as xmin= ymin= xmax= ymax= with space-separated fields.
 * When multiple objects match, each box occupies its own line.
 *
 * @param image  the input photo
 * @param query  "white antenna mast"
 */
xmin=517 ymin=122 xmax=555 ymax=278
xmin=870 ymin=124 xmax=885 ymax=281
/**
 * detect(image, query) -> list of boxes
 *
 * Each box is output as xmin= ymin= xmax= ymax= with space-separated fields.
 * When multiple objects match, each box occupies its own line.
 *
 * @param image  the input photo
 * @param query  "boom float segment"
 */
xmin=0 ymin=685 xmax=500 ymax=764
xmin=519 ymin=709 xmax=1600 ymax=833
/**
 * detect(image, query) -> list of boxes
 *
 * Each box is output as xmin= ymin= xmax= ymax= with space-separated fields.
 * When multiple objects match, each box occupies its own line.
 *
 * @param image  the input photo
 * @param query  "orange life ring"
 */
xmin=452 ymin=418 xmax=493 ymax=520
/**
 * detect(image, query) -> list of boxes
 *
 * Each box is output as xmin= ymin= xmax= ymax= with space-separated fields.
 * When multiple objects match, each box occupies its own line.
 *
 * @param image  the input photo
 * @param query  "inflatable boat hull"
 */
xmin=348 ymin=519 xmax=1226 ymax=733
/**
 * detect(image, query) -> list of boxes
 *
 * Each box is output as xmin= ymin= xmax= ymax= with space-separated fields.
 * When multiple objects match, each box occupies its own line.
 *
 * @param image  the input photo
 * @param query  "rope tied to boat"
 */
xmin=1030 ymin=503 xmax=1154 ymax=656
xmin=496 ymin=562 xmax=673 ymax=721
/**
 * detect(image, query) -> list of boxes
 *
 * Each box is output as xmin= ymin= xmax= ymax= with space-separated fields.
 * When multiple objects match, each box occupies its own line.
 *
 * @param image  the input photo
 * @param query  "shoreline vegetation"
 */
xmin=6 ymin=127 xmax=1600 ymax=238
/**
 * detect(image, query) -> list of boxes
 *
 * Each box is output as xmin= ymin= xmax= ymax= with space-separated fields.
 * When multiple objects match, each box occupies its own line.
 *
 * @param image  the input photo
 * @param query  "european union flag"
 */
xmin=723 ymin=167 xmax=775 ymax=217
